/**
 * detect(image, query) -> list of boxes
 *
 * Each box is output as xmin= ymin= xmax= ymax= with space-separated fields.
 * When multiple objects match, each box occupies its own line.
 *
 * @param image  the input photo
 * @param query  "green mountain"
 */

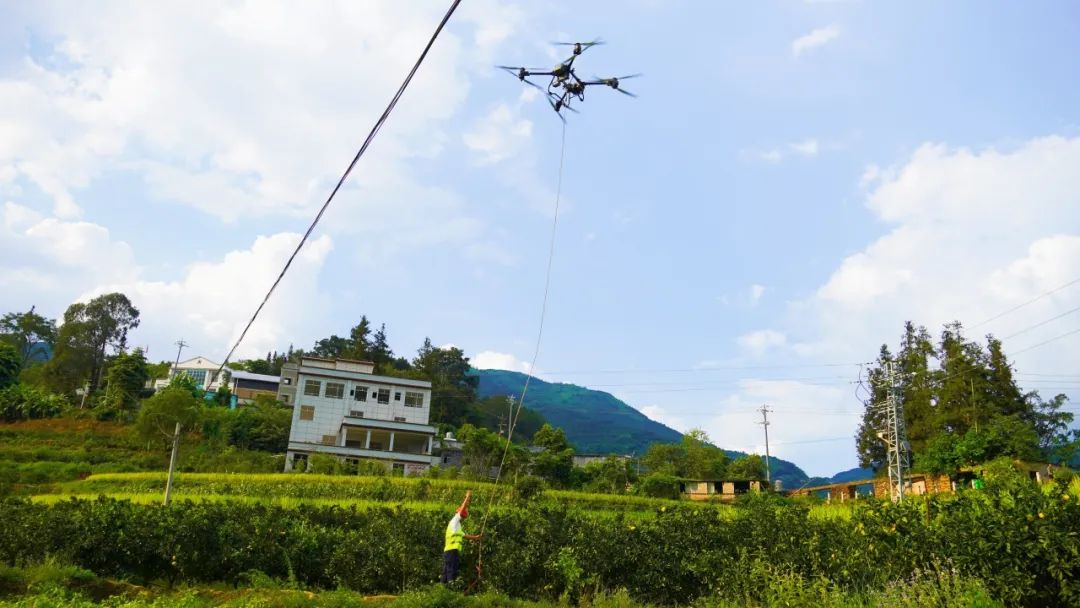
xmin=475 ymin=368 xmax=813 ymax=488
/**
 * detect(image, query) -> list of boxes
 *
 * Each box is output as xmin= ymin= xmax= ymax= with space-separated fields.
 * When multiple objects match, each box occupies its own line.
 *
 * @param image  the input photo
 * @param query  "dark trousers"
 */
xmin=442 ymin=549 xmax=460 ymax=583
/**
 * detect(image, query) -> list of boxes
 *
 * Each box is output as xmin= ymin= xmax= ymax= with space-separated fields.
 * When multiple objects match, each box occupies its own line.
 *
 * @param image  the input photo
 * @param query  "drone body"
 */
xmin=498 ymin=39 xmax=639 ymax=120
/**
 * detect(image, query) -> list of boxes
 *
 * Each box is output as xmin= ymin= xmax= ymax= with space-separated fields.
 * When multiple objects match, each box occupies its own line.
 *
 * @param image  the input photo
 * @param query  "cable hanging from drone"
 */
xmin=497 ymin=39 xmax=640 ymax=120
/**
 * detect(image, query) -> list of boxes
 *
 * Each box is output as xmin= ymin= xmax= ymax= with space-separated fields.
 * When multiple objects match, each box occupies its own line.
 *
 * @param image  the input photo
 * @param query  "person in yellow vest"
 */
xmin=442 ymin=490 xmax=481 ymax=584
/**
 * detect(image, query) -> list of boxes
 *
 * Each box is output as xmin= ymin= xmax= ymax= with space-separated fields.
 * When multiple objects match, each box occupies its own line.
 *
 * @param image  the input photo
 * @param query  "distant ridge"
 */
xmin=474 ymin=368 xmax=813 ymax=488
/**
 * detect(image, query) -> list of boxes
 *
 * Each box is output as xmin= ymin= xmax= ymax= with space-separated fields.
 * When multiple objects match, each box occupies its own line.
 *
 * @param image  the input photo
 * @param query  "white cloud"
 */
xmin=737 ymin=329 xmax=788 ymax=356
xmin=0 ymin=1 xmax=524 ymax=233
xmin=749 ymin=138 xmax=825 ymax=163
xmin=792 ymin=25 xmax=840 ymax=57
xmin=462 ymin=103 xmax=534 ymax=165
xmin=713 ymin=134 xmax=1080 ymax=475
xmin=704 ymin=380 xmax=855 ymax=476
xmin=637 ymin=404 xmax=689 ymax=433
xmin=789 ymin=139 xmax=820 ymax=157
xmin=0 ymin=203 xmax=138 ymax=298
xmin=749 ymin=284 xmax=766 ymax=304
xmin=472 ymin=350 xmax=534 ymax=374
xmin=87 ymin=232 xmax=334 ymax=360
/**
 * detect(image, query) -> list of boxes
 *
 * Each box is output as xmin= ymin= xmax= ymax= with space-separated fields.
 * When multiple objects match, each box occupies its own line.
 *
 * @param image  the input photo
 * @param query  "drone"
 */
xmin=498 ymin=39 xmax=639 ymax=120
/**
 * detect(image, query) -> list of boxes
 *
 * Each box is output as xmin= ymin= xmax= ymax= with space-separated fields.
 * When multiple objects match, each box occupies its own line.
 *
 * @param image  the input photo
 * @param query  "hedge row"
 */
xmin=0 ymin=483 xmax=1076 ymax=606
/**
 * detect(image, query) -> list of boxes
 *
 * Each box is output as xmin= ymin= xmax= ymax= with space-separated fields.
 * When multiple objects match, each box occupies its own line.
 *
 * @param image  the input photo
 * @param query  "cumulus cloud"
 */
xmin=0 ymin=202 xmax=138 ymax=299
xmin=0 ymin=1 xmax=523 ymax=228
xmin=711 ymin=134 xmax=1080 ymax=475
xmin=472 ymin=350 xmax=535 ymax=374
xmin=792 ymin=25 xmax=840 ymax=57
xmin=87 ymin=232 xmax=334 ymax=360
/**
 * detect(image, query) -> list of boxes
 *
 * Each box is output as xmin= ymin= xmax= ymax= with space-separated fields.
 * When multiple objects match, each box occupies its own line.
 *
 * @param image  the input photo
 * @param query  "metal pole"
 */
xmin=163 ymin=422 xmax=181 ymax=506
xmin=172 ymin=339 xmax=188 ymax=376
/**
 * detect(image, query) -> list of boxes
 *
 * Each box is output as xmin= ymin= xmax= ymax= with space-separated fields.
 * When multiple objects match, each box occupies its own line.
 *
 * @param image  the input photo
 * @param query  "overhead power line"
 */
xmin=1001 ymin=303 xmax=1080 ymax=340
xmin=1010 ymin=326 xmax=1080 ymax=357
xmin=970 ymin=275 xmax=1080 ymax=330
xmin=213 ymin=0 xmax=462 ymax=380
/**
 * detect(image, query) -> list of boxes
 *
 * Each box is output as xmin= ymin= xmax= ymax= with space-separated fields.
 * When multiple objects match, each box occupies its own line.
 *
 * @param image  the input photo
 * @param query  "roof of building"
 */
xmin=230 ymin=370 xmax=281 ymax=383
xmin=301 ymin=355 xmax=377 ymax=366
xmin=175 ymin=356 xmax=221 ymax=369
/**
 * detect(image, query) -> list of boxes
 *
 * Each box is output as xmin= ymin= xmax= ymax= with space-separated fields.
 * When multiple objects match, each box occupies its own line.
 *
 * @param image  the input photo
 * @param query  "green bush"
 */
xmin=0 ymin=386 xmax=67 ymax=422
xmin=1 ymin=479 xmax=1075 ymax=606
xmin=635 ymin=474 xmax=680 ymax=500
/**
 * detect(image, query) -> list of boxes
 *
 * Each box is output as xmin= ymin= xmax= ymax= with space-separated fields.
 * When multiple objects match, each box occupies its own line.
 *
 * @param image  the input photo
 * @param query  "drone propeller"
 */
xmin=552 ymin=38 xmax=604 ymax=49
xmin=545 ymin=95 xmax=567 ymax=123
xmin=587 ymin=74 xmax=641 ymax=97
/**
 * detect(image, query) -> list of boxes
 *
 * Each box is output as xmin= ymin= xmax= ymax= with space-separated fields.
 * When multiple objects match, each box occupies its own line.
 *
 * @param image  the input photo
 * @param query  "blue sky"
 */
xmin=2 ymin=1 xmax=1078 ymax=476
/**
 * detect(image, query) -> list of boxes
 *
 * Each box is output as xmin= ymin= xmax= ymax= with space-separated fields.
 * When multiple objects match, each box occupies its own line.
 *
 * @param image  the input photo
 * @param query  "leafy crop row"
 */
xmin=65 ymin=472 xmax=690 ymax=512
xmin=2 ymin=479 xmax=1077 ymax=607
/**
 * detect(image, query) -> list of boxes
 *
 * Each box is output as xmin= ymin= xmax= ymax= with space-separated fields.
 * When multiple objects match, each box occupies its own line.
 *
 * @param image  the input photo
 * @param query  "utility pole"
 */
xmin=758 ymin=404 xmax=772 ymax=485
xmin=880 ymin=361 xmax=910 ymax=502
xmin=163 ymin=422 xmax=181 ymax=506
xmin=172 ymin=339 xmax=188 ymax=377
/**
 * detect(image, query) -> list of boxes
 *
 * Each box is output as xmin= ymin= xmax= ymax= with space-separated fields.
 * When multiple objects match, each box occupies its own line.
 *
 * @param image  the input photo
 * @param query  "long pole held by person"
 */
xmin=442 ymin=490 xmax=482 ymax=586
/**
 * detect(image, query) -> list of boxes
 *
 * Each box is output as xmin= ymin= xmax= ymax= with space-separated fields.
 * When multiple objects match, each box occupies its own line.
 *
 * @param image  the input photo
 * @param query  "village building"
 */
xmin=279 ymin=356 xmax=437 ymax=474
xmin=228 ymin=370 xmax=282 ymax=404
xmin=153 ymin=356 xmax=225 ymax=391
xmin=680 ymin=479 xmax=767 ymax=502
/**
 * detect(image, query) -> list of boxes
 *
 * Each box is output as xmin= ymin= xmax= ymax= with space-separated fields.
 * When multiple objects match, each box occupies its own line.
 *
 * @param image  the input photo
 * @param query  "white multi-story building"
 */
xmin=153 ymin=356 xmax=225 ymax=391
xmin=279 ymin=356 xmax=437 ymax=474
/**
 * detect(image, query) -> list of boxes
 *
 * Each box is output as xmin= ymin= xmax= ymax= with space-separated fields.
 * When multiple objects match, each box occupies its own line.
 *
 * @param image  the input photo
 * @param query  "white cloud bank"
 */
xmin=472 ymin=350 xmax=535 ymax=374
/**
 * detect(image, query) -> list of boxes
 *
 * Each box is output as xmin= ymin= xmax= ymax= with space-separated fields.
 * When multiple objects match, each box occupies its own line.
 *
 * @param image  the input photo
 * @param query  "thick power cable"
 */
xmin=469 ymin=120 xmax=567 ymax=593
xmin=212 ymin=0 xmax=462 ymax=382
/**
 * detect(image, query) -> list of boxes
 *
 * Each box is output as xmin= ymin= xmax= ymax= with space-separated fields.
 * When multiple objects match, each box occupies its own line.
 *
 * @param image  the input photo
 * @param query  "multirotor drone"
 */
xmin=498 ymin=39 xmax=639 ymax=120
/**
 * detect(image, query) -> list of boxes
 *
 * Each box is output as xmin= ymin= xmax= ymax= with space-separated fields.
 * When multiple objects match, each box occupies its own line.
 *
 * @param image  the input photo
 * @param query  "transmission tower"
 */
xmin=879 ymin=361 xmax=910 ymax=502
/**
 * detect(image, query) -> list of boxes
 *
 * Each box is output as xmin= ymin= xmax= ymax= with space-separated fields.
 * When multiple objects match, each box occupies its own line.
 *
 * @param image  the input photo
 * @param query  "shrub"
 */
xmin=635 ymin=474 xmax=680 ymax=500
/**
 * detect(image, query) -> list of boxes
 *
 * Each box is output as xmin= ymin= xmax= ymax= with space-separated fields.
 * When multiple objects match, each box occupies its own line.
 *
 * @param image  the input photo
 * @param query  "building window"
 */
xmin=321 ymin=434 xmax=337 ymax=445
xmin=283 ymin=377 xmax=292 ymax=385
xmin=281 ymin=394 xmax=290 ymax=404
xmin=394 ymin=416 xmax=406 ymax=422
xmin=394 ymin=391 xmax=402 ymax=401
xmin=180 ymin=369 xmax=208 ymax=387
xmin=325 ymin=382 xmax=345 ymax=399
xmin=370 ymin=440 xmax=384 ymax=450
xmin=377 ymin=388 xmax=390 ymax=404
xmin=299 ymin=405 xmax=315 ymax=421
xmin=349 ymin=410 xmax=364 ymax=418
xmin=303 ymin=379 xmax=321 ymax=396
xmin=404 ymin=391 xmax=424 ymax=408
xmin=354 ymin=385 xmax=368 ymax=402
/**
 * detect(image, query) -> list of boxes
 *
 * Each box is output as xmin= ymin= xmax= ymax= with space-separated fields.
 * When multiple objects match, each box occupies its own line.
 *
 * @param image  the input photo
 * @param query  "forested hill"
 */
xmin=475 ymin=369 xmax=813 ymax=487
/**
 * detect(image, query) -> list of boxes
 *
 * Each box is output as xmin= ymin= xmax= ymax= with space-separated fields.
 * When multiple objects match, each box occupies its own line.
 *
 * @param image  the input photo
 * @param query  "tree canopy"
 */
xmin=857 ymin=321 xmax=1076 ymax=473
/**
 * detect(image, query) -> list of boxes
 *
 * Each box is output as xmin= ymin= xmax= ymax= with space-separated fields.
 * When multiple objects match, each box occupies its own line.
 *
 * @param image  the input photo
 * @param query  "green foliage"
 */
xmin=636 ymin=473 xmax=681 ymax=499
xmin=531 ymin=424 xmax=574 ymax=487
xmin=579 ymin=456 xmax=636 ymax=495
xmin=0 ymin=385 xmax=67 ymax=422
xmin=513 ymin=475 xmax=546 ymax=502
xmin=0 ymin=308 xmax=57 ymax=369
xmin=3 ymin=479 xmax=1071 ymax=606
xmin=100 ymin=348 xmax=150 ymax=417
xmin=465 ymin=395 xmax=546 ymax=441
xmin=642 ymin=430 xmax=729 ymax=480
xmin=225 ymin=401 xmax=291 ymax=452
xmin=413 ymin=339 xmax=478 ymax=424
xmin=0 ymin=345 xmax=20 ymax=390
xmin=727 ymin=454 xmax=767 ymax=481
xmin=858 ymin=321 xmax=1074 ymax=473
xmin=43 ymin=293 xmax=140 ymax=395
xmin=135 ymin=388 xmax=201 ymax=447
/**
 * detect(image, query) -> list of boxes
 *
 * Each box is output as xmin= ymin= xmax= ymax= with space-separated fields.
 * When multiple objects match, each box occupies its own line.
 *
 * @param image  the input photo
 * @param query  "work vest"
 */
xmin=444 ymin=517 xmax=464 ymax=552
